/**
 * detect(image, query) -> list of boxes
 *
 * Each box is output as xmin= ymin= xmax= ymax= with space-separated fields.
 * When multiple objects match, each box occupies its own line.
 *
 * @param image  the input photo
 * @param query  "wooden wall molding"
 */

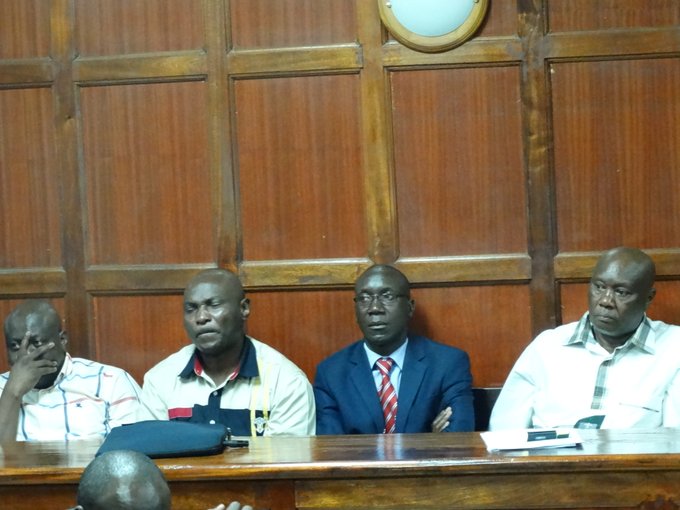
xmin=0 ymin=58 xmax=55 ymax=86
xmin=73 ymin=51 xmax=208 ymax=83
xmin=228 ymin=45 xmax=363 ymax=77
xmin=0 ymin=269 xmax=67 ymax=296
xmin=556 ymin=249 xmax=680 ymax=280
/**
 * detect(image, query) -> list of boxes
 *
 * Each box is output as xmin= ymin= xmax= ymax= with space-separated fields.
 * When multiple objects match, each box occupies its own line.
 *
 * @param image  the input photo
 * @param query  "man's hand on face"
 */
xmin=431 ymin=406 xmax=453 ymax=433
xmin=6 ymin=333 xmax=59 ymax=398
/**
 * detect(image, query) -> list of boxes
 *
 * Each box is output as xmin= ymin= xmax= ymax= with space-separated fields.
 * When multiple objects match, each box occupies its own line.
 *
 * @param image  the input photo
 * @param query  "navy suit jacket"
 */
xmin=314 ymin=335 xmax=474 ymax=434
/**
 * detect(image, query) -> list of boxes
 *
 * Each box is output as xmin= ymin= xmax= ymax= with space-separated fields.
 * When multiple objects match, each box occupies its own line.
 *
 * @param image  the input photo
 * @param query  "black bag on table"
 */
xmin=96 ymin=420 xmax=230 ymax=459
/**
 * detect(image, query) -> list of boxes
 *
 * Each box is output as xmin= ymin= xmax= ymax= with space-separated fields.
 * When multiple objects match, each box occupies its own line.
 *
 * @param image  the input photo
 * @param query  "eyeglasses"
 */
xmin=354 ymin=292 xmax=409 ymax=307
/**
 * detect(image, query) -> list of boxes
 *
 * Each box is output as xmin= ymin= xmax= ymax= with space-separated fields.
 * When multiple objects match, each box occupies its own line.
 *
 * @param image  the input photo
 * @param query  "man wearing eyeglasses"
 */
xmin=313 ymin=264 xmax=474 ymax=434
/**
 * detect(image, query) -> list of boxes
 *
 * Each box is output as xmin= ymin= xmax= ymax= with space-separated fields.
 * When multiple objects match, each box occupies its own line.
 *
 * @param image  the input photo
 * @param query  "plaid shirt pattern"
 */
xmin=566 ymin=313 xmax=654 ymax=409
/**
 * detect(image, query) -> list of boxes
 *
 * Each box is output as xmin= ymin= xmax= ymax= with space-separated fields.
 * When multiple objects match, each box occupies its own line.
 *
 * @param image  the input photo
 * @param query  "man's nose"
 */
xmin=196 ymin=305 xmax=211 ymax=323
xmin=367 ymin=299 xmax=385 ymax=313
xmin=598 ymin=288 xmax=615 ymax=306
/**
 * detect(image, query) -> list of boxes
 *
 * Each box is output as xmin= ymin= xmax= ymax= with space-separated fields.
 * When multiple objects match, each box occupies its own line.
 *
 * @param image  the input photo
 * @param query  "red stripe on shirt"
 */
xmin=110 ymin=396 xmax=138 ymax=406
xmin=168 ymin=407 xmax=193 ymax=419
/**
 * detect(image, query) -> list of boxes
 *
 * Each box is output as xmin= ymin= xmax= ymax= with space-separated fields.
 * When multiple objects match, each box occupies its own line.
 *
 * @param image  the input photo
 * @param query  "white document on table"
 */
xmin=481 ymin=428 xmax=583 ymax=452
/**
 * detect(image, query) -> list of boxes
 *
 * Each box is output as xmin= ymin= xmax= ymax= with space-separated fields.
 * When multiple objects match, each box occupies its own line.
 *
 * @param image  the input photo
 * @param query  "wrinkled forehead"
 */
xmin=184 ymin=278 xmax=243 ymax=303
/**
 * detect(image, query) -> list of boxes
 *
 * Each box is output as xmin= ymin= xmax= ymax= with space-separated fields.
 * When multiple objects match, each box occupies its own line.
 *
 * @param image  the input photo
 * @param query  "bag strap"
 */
xmin=249 ymin=358 xmax=271 ymax=435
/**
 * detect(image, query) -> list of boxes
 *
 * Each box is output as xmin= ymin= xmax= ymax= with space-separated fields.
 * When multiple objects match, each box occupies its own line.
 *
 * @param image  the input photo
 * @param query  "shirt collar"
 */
xmin=60 ymin=352 xmax=73 ymax=378
xmin=179 ymin=336 xmax=260 ymax=379
xmin=364 ymin=337 xmax=409 ymax=370
xmin=565 ymin=312 xmax=655 ymax=354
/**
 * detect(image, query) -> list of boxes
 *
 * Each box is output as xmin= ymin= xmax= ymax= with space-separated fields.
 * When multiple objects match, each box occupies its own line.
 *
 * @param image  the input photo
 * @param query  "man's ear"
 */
xmin=646 ymin=287 xmax=657 ymax=308
xmin=240 ymin=298 xmax=251 ymax=320
xmin=59 ymin=330 xmax=69 ymax=348
xmin=407 ymin=298 xmax=415 ymax=319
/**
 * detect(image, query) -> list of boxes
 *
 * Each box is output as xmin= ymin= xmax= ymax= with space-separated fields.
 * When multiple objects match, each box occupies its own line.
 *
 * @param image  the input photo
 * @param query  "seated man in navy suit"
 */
xmin=314 ymin=265 xmax=474 ymax=434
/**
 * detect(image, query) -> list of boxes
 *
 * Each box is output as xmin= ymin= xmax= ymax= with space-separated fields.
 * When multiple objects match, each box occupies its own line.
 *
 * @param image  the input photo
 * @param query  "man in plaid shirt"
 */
xmin=490 ymin=247 xmax=680 ymax=430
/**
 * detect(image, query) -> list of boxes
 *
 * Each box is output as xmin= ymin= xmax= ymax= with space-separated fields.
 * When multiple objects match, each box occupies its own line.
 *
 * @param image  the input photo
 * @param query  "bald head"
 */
xmin=185 ymin=269 xmax=245 ymax=301
xmin=4 ymin=299 xmax=61 ymax=340
xmin=76 ymin=450 xmax=171 ymax=510
xmin=355 ymin=265 xmax=411 ymax=297
xmin=4 ymin=299 xmax=67 ymax=389
xmin=588 ymin=247 xmax=656 ymax=349
xmin=183 ymin=268 xmax=250 ymax=358
xmin=593 ymin=247 xmax=655 ymax=291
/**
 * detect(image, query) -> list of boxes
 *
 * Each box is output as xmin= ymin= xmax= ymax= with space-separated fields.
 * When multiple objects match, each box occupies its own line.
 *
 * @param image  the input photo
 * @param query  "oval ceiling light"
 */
xmin=378 ymin=0 xmax=489 ymax=53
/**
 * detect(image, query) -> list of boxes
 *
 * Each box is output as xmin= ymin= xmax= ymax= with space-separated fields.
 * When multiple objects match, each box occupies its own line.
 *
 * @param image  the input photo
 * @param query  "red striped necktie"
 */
xmin=375 ymin=357 xmax=398 ymax=434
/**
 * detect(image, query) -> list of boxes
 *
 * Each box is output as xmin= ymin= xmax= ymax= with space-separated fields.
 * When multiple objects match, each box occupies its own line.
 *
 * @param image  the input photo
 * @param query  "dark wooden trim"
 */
xmin=84 ymin=256 xmax=531 ymax=291
xmin=84 ymin=264 xmax=213 ymax=292
xmin=519 ymin=0 xmax=559 ymax=333
xmin=240 ymin=255 xmax=531 ymax=288
xmin=240 ymin=259 xmax=370 ymax=289
xmin=555 ymin=249 xmax=680 ymax=280
xmin=73 ymin=51 xmax=207 ymax=83
xmin=356 ymin=1 xmax=398 ymax=264
xmin=382 ymin=36 xmax=523 ymax=67
xmin=0 ymin=58 xmax=55 ymax=85
xmin=0 ymin=269 xmax=67 ymax=295
xmin=546 ymin=27 xmax=680 ymax=60
xmin=398 ymin=255 xmax=531 ymax=284
xmin=205 ymin=0 xmax=236 ymax=270
xmin=52 ymin=0 xmax=89 ymax=356
xmin=227 ymin=45 xmax=363 ymax=77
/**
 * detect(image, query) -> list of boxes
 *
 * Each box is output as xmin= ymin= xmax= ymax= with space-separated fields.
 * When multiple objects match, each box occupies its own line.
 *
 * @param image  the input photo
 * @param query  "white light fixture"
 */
xmin=378 ymin=0 xmax=489 ymax=53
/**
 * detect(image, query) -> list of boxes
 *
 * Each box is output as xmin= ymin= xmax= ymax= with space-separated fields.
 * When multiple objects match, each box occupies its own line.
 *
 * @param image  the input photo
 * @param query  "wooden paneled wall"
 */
xmin=1 ymin=1 xmax=680 ymax=388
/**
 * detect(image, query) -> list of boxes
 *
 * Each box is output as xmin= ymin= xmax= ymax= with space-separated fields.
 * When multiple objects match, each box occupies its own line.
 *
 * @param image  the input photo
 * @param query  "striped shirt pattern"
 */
xmin=0 ymin=354 xmax=142 ymax=441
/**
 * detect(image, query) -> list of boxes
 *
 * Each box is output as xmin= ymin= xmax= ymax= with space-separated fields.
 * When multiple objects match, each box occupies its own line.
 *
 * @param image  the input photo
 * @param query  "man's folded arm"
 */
xmin=440 ymin=350 xmax=475 ymax=432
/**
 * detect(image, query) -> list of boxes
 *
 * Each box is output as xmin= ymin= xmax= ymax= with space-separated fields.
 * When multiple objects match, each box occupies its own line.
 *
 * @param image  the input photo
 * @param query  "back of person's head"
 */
xmin=76 ymin=450 xmax=171 ymax=510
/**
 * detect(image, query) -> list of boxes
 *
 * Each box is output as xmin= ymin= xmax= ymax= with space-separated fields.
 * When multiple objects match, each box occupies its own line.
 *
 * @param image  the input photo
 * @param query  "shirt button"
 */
xmin=212 ymin=391 xmax=218 ymax=396
xmin=209 ymin=420 xmax=216 ymax=425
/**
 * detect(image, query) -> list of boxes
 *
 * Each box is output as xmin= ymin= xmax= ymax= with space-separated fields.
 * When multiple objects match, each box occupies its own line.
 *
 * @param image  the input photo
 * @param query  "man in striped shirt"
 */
xmin=0 ymin=300 xmax=141 ymax=442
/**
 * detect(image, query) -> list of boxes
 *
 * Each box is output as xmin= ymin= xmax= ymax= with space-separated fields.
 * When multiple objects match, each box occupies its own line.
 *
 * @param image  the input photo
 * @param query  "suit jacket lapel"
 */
xmin=396 ymin=336 xmax=426 ymax=432
xmin=349 ymin=343 xmax=384 ymax=433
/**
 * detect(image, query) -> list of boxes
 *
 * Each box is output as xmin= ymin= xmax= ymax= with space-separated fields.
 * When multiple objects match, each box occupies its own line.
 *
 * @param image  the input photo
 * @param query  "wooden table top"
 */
xmin=2 ymin=428 xmax=680 ymax=486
